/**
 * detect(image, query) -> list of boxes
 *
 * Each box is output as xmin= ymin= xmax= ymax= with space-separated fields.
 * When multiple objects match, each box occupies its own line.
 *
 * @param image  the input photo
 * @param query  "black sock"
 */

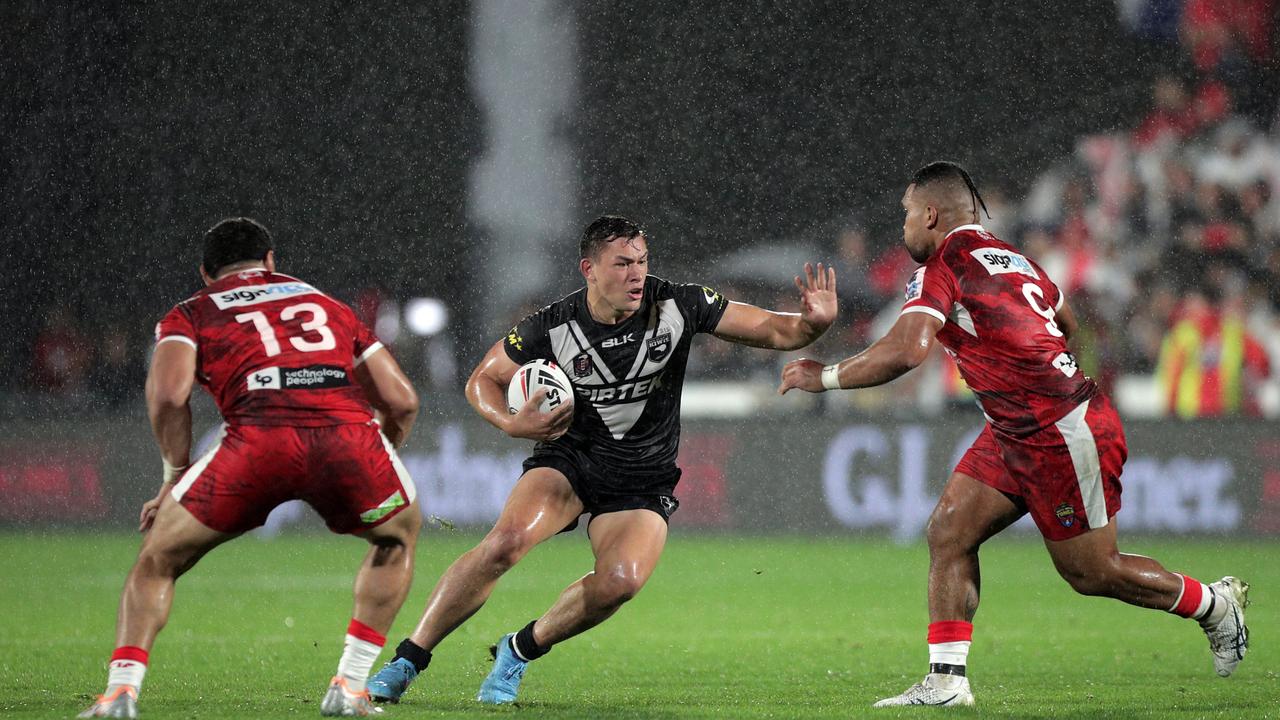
xmin=510 ymin=620 xmax=550 ymax=661
xmin=929 ymin=662 xmax=966 ymax=677
xmin=394 ymin=639 xmax=433 ymax=673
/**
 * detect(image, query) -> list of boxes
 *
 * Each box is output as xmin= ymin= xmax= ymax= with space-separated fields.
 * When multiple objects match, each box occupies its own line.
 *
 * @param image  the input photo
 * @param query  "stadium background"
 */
xmin=4 ymin=0 xmax=1279 ymax=537
xmin=4 ymin=3 xmax=1280 ymax=718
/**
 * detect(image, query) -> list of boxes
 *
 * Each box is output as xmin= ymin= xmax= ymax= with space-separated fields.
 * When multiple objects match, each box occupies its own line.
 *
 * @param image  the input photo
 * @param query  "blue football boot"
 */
xmin=366 ymin=657 xmax=418 ymax=704
xmin=476 ymin=634 xmax=528 ymax=704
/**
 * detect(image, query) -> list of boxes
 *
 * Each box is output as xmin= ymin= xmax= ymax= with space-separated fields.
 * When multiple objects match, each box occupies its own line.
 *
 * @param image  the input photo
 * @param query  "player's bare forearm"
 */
xmin=148 ymin=401 xmax=193 ymax=469
xmin=467 ymin=342 xmax=573 ymax=441
xmin=779 ymin=337 xmax=918 ymax=395
xmin=465 ymin=370 xmax=514 ymax=433
xmin=779 ymin=311 xmax=939 ymax=394
xmin=769 ymin=312 xmax=832 ymax=350
xmin=714 ymin=308 xmax=833 ymax=351
xmin=377 ymin=408 xmax=417 ymax=448
xmin=828 ymin=337 xmax=920 ymax=388
xmin=712 ymin=264 xmax=836 ymax=350
xmin=1056 ymin=300 xmax=1079 ymax=343
xmin=146 ymin=341 xmax=197 ymax=470
xmin=355 ymin=349 xmax=420 ymax=447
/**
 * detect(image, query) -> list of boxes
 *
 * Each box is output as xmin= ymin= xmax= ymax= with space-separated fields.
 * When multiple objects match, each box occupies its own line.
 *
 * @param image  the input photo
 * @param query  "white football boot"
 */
xmin=319 ymin=676 xmax=382 ymax=717
xmin=1201 ymin=576 xmax=1249 ymax=677
xmin=873 ymin=672 xmax=974 ymax=707
xmin=77 ymin=685 xmax=138 ymax=719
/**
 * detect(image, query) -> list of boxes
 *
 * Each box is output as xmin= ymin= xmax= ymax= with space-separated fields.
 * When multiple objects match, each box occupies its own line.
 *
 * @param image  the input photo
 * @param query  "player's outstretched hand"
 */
xmin=506 ymin=389 xmax=574 ymax=441
xmin=796 ymin=262 xmax=837 ymax=331
xmin=138 ymin=482 xmax=172 ymax=533
xmin=778 ymin=357 xmax=827 ymax=395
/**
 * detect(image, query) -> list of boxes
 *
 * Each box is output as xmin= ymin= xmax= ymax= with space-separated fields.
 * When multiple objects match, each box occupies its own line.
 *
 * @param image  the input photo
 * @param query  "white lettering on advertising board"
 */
xmin=821 ymin=425 xmax=1240 ymax=538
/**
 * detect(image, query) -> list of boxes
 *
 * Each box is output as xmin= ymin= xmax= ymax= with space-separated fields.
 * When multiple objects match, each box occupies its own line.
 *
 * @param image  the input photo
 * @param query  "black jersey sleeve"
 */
xmin=672 ymin=282 xmax=731 ymax=334
xmin=502 ymin=308 xmax=554 ymax=366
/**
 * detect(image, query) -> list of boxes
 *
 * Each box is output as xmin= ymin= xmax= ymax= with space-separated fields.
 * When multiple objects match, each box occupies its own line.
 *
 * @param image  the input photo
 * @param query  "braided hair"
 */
xmin=910 ymin=161 xmax=991 ymax=220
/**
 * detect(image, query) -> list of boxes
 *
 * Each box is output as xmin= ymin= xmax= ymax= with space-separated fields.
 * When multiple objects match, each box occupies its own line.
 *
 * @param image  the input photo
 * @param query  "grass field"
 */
xmin=2 ymin=530 xmax=1275 ymax=719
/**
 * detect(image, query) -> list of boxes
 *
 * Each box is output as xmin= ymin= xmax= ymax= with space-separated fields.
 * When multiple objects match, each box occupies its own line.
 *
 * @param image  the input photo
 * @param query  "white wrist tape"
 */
xmin=162 ymin=459 xmax=189 ymax=485
xmin=821 ymin=363 xmax=842 ymax=390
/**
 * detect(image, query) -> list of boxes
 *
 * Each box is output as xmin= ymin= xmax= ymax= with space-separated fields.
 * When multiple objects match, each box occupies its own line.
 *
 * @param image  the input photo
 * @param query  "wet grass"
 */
xmin=2 ymin=530 xmax=1276 ymax=718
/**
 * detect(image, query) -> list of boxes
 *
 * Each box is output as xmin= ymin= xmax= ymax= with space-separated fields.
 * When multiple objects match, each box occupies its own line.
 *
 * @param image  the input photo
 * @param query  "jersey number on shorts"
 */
xmin=235 ymin=303 xmax=337 ymax=357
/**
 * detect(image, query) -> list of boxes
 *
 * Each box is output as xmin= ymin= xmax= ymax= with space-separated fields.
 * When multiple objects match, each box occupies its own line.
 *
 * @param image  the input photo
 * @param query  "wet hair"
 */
xmin=580 ymin=215 xmax=645 ymax=259
xmin=910 ymin=160 xmax=990 ymax=219
xmin=202 ymin=217 xmax=273 ymax=276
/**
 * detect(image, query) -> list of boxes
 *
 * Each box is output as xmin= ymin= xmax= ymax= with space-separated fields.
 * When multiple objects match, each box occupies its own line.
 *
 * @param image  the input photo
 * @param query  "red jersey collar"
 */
xmin=945 ymin=224 xmax=986 ymax=239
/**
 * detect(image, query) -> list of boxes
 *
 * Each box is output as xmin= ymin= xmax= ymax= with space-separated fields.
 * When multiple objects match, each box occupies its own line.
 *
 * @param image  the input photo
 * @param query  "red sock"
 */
xmin=927 ymin=621 xmax=973 ymax=670
xmin=346 ymin=619 xmax=386 ymax=646
xmin=337 ymin=619 xmax=386 ymax=693
xmin=107 ymin=646 xmax=149 ymax=689
xmin=927 ymin=621 xmax=973 ymax=644
xmin=1170 ymin=574 xmax=1214 ymax=620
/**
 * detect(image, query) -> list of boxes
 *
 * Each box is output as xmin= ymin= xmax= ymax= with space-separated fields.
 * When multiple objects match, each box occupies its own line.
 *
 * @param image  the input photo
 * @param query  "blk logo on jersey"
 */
xmin=602 ymin=333 xmax=636 ymax=348
xmin=573 ymin=353 xmax=593 ymax=378
xmin=970 ymin=248 xmax=1040 ymax=279
xmin=647 ymin=330 xmax=672 ymax=362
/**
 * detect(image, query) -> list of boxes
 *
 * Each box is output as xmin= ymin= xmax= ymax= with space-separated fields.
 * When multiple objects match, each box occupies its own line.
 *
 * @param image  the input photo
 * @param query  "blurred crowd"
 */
xmin=692 ymin=0 xmax=1280 ymax=419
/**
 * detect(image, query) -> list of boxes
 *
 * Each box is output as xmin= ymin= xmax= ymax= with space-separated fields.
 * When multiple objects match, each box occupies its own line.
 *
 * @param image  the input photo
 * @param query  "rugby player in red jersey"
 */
xmin=79 ymin=218 xmax=422 ymax=718
xmin=779 ymin=162 xmax=1249 ymax=707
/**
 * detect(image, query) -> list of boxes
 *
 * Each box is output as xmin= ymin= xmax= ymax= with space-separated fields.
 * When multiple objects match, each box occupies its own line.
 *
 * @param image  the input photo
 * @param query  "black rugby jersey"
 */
xmin=503 ymin=275 xmax=729 ymax=478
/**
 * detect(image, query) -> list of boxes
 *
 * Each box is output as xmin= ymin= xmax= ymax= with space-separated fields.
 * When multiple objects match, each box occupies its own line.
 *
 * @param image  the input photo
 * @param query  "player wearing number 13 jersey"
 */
xmin=80 ymin=218 xmax=422 ymax=719
xmin=156 ymin=259 xmax=382 ymax=428
xmin=779 ymin=162 xmax=1248 ymax=708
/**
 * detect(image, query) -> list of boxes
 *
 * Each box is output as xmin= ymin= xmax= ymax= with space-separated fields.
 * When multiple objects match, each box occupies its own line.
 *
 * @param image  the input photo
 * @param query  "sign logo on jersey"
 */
xmin=210 ymin=282 xmax=318 ymax=310
xmin=970 ymin=248 xmax=1040 ymax=280
xmin=573 ymin=353 xmax=593 ymax=378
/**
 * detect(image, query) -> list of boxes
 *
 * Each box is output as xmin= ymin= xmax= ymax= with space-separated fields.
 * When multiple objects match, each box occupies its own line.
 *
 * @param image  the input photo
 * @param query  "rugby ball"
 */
xmin=507 ymin=359 xmax=574 ymax=415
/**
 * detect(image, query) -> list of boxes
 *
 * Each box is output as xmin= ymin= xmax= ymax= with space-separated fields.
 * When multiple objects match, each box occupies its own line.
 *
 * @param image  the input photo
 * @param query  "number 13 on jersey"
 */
xmin=236 ymin=302 xmax=336 ymax=357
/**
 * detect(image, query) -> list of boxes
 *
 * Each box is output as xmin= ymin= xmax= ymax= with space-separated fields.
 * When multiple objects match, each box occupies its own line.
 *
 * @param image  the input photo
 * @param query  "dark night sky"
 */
xmin=2 ymin=1 xmax=1170 ymax=381
xmin=576 ymin=1 xmax=1169 ymax=270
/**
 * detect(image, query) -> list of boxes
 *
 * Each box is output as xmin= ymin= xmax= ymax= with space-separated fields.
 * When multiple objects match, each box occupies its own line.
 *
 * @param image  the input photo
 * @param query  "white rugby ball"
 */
xmin=507 ymin=359 xmax=574 ymax=414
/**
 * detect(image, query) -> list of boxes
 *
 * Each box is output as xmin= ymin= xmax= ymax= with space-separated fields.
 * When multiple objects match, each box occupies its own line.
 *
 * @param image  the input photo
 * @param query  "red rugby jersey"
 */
xmin=154 ymin=269 xmax=381 ymax=426
xmin=901 ymin=225 xmax=1096 ymax=436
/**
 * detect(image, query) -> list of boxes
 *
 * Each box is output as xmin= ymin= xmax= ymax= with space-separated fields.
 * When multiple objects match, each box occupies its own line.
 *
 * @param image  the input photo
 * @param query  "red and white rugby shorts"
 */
xmin=955 ymin=393 xmax=1127 ymax=542
xmin=171 ymin=421 xmax=415 ymax=534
